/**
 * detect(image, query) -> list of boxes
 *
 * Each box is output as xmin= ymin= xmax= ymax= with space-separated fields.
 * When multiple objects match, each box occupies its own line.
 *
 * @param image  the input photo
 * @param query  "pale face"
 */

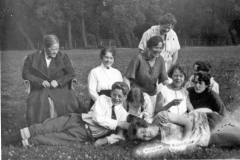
xmin=193 ymin=76 xmax=208 ymax=93
xmin=172 ymin=69 xmax=185 ymax=88
xmin=102 ymin=52 xmax=114 ymax=68
xmin=160 ymin=23 xmax=172 ymax=35
xmin=45 ymin=43 xmax=59 ymax=58
xmin=111 ymin=89 xmax=125 ymax=106
xmin=136 ymin=127 xmax=158 ymax=141
xmin=149 ymin=42 xmax=164 ymax=59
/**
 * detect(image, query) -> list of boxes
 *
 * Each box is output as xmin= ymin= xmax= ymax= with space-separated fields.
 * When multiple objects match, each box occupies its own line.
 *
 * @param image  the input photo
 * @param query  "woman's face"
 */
xmin=45 ymin=43 xmax=59 ymax=58
xmin=136 ymin=126 xmax=158 ymax=141
xmin=193 ymin=76 xmax=207 ymax=93
xmin=160 ymin=23 xmax=172 ymax=35
xmin=172 ymin=69 xmax=185 ymax=88
xmin=102 ymin=51 xmax=114 ymax=68
xmin=149 ymin=42 xmax=163 ymax=59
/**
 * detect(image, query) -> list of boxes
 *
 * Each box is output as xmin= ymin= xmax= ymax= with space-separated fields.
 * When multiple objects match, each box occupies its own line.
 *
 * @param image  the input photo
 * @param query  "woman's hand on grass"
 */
xmin=94 ymin=138 xmax=108 ymax=147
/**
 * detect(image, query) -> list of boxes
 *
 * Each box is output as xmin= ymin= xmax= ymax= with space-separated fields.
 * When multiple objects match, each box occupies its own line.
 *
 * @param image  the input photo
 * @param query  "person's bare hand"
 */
xmin=169 ymin=99 xmax=183 ymax=106
xmin=42 ymin=80 xmax=50 ymax=88
xmin=50 ymin=80 xmax=58 ymax=88
xmin=94 ymin=138 xmax=108 ymax=147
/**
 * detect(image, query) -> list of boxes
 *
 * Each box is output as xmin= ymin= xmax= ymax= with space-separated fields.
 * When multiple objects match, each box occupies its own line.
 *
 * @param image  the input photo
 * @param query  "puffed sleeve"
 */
xmin=138 ymin=30 xmax=150 ymax=51
xmin=56 ymin=53 xmax=75 ymax=87
xmin=124 ymin=55 xmax=140 ymax=80
xmin=157 ymin=57 xmax=168 ymax=83
xmin=92 ymin=96 xmax=118 ymax=130
xmin=88 ymin=69 xmax=99 ymax=101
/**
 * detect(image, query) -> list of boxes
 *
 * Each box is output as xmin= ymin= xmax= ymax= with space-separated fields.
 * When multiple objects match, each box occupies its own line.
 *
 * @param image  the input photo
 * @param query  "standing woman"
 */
xmin=88 ymin=47 xmax=123 ymax=109
xmin=138 ymin=13 xmax=180 ymax=72
xmin=155 ymin=64 xmax=194 ymax=115
xmin=22 ymin=34 xmax=83 ymax=126
xmin=124 ymin=36 xmax=169 ymax=107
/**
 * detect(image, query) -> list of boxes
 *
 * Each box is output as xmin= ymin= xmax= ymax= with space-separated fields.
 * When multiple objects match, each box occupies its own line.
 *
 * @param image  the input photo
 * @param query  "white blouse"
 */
xmin=88 ymin=64 xmax=123 ymax=101
xmin=160 ymin=85 xmax=189 ymax=115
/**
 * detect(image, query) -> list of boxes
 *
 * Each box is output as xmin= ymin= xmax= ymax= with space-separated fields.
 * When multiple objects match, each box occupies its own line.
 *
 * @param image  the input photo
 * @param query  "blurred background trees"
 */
xmin=1 ymin=0 xmax=240 ymax=50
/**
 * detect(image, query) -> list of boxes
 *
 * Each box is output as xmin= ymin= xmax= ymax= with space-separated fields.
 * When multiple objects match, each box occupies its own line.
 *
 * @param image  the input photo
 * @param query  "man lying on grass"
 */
xmin=2 ymin=82 xmax=131 ymax=147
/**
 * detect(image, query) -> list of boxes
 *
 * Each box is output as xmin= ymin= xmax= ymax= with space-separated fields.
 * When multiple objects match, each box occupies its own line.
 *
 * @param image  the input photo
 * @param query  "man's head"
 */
xmin=111 ymin=82 xmax=129 ymax=105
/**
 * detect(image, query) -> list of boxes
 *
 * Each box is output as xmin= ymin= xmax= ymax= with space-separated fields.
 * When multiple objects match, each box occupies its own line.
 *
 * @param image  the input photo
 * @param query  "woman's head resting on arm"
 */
xmin=192 ymin=72 xmax=211 ymax=93
xmin=147 ymin=36 xmax=164 ymax=59
xmin=168 ymin=64 xmax=186 ymax=88
xmin=159 ymin=13 xmax=177 ymax=35
xmin=43 ymin=34 xmax=60 ymax=58
xmin=100 ymin=47 xmax=116 ymax=69
xmin=128 ymin=117 xmax=160 ymax=141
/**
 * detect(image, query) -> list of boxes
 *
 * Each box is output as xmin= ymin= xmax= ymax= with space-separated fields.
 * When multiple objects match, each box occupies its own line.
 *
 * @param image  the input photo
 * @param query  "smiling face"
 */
xmin=149 ymin=42 xmax=164 ymax=59
xmin=102 ymin=51 xmax=114 ymax=68
xmin=193 ymin=75 xmax=208 ymax=93
xmin=172 ymin=69 xmax=185 ymax=88
xmin=111 ymin=89 xmax=125 ymax=106
xmin=160 ymin=23 xmax=172 ymax=35
xmin=45 ymin=43 xmax=59 ymax=58
xmin=136 ymin=126 xmax=159 ymax=141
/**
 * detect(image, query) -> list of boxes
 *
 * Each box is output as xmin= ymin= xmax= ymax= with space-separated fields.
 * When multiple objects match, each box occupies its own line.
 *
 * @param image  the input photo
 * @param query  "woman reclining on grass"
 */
xmin=128 ymin=110 xmax=240 ymax=158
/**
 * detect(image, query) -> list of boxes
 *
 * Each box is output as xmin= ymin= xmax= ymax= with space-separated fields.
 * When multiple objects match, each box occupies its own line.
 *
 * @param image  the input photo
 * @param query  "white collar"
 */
xmin=100 ymin=63 xmax=111 ymax=70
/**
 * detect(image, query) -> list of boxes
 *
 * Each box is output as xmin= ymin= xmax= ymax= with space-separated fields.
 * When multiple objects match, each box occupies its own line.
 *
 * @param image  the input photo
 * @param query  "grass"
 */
xmin=1 ymin=46 xmax=240 ymax=159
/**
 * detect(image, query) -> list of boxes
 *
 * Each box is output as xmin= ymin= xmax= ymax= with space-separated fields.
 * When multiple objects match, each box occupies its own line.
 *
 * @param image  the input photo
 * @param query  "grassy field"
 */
xmin=1 ymin=46 xmax=240 ymax=159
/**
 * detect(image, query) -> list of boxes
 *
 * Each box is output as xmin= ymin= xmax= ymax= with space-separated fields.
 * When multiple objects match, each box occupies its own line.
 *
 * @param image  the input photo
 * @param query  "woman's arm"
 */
xmin=155 ymin=92 xmax=183 ymax=115
xmin=167 ymin=112 xmax=193 ymax=141
xmin=186 ymin=96 xmax=194 ymax=112
xmin=154 ymin=92 xmax=165 ymax=114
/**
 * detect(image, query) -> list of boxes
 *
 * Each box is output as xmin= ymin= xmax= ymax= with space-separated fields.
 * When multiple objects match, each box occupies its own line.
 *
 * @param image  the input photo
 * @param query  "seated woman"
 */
xmin=187 ymin=72 xmax=227 ymax=116
xmin=124 ymin=88 xmax=154 ymax=123
xmin=124 ymin=36 xmax=169 ymax=106
xmin=88 ymin=47 xmax=123 ymax=110
xmin=155 ymin=64 xmax=194 ymax=115
xmin=22 ymin=34 xmax=84 ymax=126
xmin=185 ymin=61 xmax=219 ymax=94
xmin=128 ymin=110 xmax=240 ymax=158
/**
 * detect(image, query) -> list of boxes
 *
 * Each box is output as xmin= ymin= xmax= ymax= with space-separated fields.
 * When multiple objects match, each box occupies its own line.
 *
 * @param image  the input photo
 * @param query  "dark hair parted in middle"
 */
xmin=168 ymin=64 xmax=187 ymax=79
xmin=111 ymin=82 xmax=129 ymax=96
xmin=193 ymin=71 xmax=211 ymax=87
xmin=126 ymin=88 xmax=145 ymax=106
xmin=147 ymin=36 xmax=164 ymax=49
xmin=194 ymin=61 xmax=212 ymax=72
xmin=100 ymin=47 xmax=116 ymax=59
xmin=159 ymin=13 xmax=177 ymax=26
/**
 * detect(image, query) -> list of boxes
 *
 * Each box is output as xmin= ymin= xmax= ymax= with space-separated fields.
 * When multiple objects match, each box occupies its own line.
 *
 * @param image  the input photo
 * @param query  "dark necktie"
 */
xmin=111 ymin=105 xmax=116 ymax=120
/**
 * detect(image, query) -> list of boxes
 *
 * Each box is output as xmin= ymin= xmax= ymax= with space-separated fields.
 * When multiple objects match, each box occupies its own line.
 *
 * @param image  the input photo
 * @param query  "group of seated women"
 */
xmin=3 ymin=34 xmax=239 ymax=156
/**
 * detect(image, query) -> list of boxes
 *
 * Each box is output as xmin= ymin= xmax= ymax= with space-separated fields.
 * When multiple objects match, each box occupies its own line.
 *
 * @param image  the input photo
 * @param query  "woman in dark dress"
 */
xmin=187 ymin=72 xmax=227 ymax=116
xmin=22 ymin=34 xmax=84 ymax=126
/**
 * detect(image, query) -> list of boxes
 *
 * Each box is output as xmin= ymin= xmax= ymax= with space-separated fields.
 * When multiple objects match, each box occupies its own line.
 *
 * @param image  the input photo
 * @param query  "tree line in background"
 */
xmin=1 ymin=0 xmax=240 ymax=50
